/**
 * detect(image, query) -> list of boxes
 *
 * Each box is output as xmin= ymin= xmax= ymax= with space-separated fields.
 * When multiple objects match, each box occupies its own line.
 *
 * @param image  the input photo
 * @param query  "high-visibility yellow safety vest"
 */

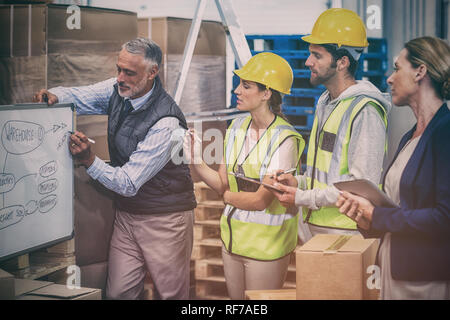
xmin=221 ymin=115 xmax=305 ymax=260
xmin=302 ymin=95 xmax=388 ymax=230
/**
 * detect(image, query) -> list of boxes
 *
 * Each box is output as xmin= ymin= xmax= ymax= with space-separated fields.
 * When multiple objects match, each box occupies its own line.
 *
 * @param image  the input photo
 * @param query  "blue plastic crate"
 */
xmin=362 ymin=52 xmax=386 ymax=60
xmin=362 ymin=75 xmax=389 ymax=92
xmin=359 ymin=55 xmax=388 ymax=73
xmin=361 ymin=70 xmax=386 ymax=77
xmin=283 ymin=106 xmax=315 ymax=131
xmin=367 ymin=38 xmax=388 ymax=55
xmin=283 ymin=106 xmax=315 ymax=115
xmin=284 ymin=95 xmax=320 ymax=109
xmin=246 ymin=35 xmax=308 ymax=52
xmin=293 ymin=69 xmax=311 ymax=78
xmin=290 ymin=88 xmax=325 ymax=97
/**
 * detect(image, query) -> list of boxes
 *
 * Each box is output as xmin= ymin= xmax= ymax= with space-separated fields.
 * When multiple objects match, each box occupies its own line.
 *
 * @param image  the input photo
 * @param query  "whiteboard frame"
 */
xmin=0 ymin=103 xmax=75 ymax=262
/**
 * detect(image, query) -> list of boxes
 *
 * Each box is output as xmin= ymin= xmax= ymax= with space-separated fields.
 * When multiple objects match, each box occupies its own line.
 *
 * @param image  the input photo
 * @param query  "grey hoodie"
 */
xmin=295 ymin=80 xmax=392 ymax=212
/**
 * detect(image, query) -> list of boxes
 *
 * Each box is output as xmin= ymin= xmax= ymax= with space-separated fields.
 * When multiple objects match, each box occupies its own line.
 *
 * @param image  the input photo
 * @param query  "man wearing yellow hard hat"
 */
xmin=272 ymin=8 xmax=391 ymax=241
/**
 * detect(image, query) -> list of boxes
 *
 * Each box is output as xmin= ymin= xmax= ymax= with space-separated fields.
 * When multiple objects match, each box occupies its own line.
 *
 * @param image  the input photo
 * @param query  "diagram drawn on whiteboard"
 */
xmin=0 ymin=104 xmax=74 ymax=260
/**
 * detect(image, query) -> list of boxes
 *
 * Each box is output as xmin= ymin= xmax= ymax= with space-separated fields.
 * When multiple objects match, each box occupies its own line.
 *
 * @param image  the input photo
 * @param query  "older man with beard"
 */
xmin=33 ymin=38 xmax=196 ymax=300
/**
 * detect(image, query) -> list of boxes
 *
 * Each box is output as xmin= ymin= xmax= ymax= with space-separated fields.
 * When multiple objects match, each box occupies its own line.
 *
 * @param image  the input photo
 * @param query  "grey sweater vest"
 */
xmin=107 ymin=76 xmax=196 ymax=214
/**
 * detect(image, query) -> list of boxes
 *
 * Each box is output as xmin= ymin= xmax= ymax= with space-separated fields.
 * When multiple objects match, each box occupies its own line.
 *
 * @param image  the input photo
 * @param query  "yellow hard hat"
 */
xmin=233 ymin=52 xmax=293 ymax=95
xmin=302 ymin=8 xmax=369 ymax=48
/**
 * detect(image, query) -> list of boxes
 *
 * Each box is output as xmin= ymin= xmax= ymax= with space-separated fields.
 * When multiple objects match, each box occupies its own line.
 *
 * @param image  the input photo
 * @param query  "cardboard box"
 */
xmin=141 ymin=17 xmax=226 ymax=114
xmin=0 ymin=3 xmax=137 ymax=105
xmin=15 ymin=279 xmax=101 ymax=300
xmin=296 ymin=234 xmax=380 ymax=300
xmin=0 ymin=269 xmax=15 ymax=299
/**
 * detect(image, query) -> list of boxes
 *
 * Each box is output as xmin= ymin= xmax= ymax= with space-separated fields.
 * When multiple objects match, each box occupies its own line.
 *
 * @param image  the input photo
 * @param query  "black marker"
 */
xmin=68 ymin=131 xmax=95 ymax=144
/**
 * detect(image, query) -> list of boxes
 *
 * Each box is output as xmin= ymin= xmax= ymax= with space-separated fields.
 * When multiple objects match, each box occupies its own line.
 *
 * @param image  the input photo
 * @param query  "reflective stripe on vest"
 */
xmin=221 ymin=115 xmax=305 ymax=260
xmin=222 ymin=204 xmax=297 ymax=226
xmin=303 ymin=96 xmax=388 ymax=230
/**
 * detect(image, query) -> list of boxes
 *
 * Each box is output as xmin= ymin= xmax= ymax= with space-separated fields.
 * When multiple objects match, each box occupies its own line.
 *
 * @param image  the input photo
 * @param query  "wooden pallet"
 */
xmin=194 ymin=182 xmax=222 ymax=202
xmin=195 ymin=200 xmax=224 ymax=221
xmin=195 ymin=257 xmax=224 ymax=279
xmin=245 ymin=289 xmax=296 ymax=300
xmin=0 ymin=254 xmax=30 ymax=271
xmin=282 ymin=249 xmax=298 ymax=289
xmin=194 ymin=221 xmax=220 ymax=241
xmin=195 ymin=278 xmax=229 ymax=300
xmin=0 ymin=239 xmax=76 ymax=280
xmin=192 ymin=238 xmax=223 ymax=260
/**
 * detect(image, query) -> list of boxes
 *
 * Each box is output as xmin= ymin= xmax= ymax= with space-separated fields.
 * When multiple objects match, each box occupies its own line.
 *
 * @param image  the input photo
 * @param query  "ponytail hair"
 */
xmin=404 ymin=36 xmax=450 ymax=100
xmin=256 ymin=83 xmax=290 ymax=122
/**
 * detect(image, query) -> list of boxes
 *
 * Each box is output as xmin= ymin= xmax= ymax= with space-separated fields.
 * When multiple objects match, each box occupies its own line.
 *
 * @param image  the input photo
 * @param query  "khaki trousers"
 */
xmin=106 ymin=209 xmax=194 ymax=300
xmin=221 ymin=245 xmax=291 ymax=300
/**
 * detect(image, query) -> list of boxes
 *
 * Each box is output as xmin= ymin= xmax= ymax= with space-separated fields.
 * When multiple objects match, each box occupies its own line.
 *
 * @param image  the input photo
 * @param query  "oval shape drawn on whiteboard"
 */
xmin=25 ymin=200 xmax=38 ymax=215
xmin=39 ymin=160 xmax=58 ymax=178
xmin=0 ymin=173 xmax=15 ymax=194
xmin=1 ymin=120 xmax=45 ymax=155
xmin=39 ymin=194 xmax=57 ymax=213
xmin=38 ymin=178 xmax=58 ymax=195
xmin=0 ymin=205 xmax=25 ymax=230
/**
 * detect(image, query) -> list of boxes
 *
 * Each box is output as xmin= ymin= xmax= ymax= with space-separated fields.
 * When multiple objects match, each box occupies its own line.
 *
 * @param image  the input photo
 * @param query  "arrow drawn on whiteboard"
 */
xmin=45 ymin=123 xmax=67 ymax=134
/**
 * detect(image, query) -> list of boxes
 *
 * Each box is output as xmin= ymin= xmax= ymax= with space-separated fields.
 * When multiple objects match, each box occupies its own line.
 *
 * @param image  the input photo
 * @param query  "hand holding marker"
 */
xmin=68 ymin=131 xmax=96 ymax=144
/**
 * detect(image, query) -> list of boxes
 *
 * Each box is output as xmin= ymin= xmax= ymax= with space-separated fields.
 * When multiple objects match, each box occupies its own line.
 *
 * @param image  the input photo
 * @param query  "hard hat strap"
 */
xmin=328 ymin=44 xmax=365 ymax=61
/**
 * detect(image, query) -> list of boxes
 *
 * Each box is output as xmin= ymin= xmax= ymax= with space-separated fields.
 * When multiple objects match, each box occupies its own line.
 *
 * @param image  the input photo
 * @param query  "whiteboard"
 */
xmin=0 ymin=103 xmax=74 ymax=261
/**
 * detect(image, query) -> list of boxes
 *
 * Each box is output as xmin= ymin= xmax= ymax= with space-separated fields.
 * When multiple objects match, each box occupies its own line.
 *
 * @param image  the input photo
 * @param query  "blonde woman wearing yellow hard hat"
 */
xmin=271 ymin=8 xmax=392 ymax=244
xmin=185 ymin=52 xmax=305 ymax=299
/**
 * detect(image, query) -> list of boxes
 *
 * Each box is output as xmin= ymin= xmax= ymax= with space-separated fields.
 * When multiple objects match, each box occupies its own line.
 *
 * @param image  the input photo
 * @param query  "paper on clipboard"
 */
xmin=229 ymin=172 xmax=284 ymax=193
xmin=334 ymin=179 xmax=397 ymax=208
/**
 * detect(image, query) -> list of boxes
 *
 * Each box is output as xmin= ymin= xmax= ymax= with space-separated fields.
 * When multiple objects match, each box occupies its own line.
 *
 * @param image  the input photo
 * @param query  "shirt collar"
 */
xmin=125 ymin=80 xmax=156 ymax=111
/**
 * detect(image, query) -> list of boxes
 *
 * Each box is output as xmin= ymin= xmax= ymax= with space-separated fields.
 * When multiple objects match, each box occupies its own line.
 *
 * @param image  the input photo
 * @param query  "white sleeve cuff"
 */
xmin=86 ymin=156 xmax=107 ymax=180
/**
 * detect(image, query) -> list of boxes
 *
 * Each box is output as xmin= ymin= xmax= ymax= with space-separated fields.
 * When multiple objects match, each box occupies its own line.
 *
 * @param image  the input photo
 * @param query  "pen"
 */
xmin=68 ymin=131 xmax=96 ymax=144
xmin=270 ymin=168 xmax=297 ymax=178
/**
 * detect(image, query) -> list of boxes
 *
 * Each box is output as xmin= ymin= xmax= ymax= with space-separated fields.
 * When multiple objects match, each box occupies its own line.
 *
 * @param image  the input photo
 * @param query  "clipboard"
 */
xmin=229 ymin=172 xmax=284 ymax=194
xmin=334 ymin=179 xmax=397 ymax=208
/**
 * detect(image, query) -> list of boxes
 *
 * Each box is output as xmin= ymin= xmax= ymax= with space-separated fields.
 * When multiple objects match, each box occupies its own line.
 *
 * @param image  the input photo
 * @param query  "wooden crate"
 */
xmin=245 ymin=289 xmax=296 ymax=300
